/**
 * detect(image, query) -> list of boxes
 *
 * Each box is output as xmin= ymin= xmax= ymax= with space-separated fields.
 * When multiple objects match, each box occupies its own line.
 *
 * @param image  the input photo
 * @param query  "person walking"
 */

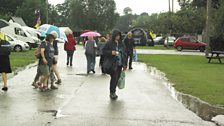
xmin=64 ymin=33 xmax=76 ymax=66
xmin=97 ymin=37 xmax=107 ymax=74
xmin=0 ymin=32 xmax=12 ymax=91
xmin=124 ymin=32 xmax=135 ymax=70
xmin=38 ymin=34 xmax=55 ymax=91
xmin=103 ymin=30 xmax=127 ymax=99
xmin=49 ymin=32 xmax=61 ymax=89
xmin=85 ymin=36 xmax=97 ymax=74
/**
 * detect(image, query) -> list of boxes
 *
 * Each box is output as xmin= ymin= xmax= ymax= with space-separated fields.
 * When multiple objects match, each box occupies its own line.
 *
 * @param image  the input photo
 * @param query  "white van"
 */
xmin=0 ymin=20 xmax=40 ymax=49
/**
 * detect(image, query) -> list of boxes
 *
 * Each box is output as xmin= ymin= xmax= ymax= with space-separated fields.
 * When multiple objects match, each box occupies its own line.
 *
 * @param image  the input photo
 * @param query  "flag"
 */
xmin=34 ymin=16 xmax=41 ymax=28
xmin=34 ymin=9 xmax=41 ymax=28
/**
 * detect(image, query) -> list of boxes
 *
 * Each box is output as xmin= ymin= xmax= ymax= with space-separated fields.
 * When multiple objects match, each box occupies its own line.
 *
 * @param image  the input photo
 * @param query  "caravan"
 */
xmin=0 ymin=19 xmax=40 ymax=49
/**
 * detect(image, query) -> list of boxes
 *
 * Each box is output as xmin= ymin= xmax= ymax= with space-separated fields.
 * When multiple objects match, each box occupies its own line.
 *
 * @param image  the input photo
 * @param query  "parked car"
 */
xmin=6 ymin=34 xmax=30 ymax=52
xmin=154 ymin=36 xmax=165 ymax=45
xmin=0 ymin=19 xmax=40 ymax=49
xmin=164 ymin=36 xmax=176 ymax=47
xmin=173 ymin=36 xmax=207 ymax=52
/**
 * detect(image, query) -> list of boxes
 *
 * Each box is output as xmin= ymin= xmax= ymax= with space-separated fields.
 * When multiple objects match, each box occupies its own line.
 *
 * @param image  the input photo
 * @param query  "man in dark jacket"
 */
xmin=124 ymin=32 xmax=135 ymax=69
xmin=103 ymin=30 xmax=127 ymax=99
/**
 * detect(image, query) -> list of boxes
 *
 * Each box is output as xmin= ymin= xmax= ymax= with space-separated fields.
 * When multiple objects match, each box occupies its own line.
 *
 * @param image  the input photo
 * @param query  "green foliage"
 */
xmin=139 ymin=54 xmax=224 ymax=105
xmin=15 ymin=0 xmax=47 ymax=27
xmin=70 ymin=0 xmax=118 ymax=32
xmin=115 ymin=14 xmax=138 ymax=32
xmin=0 ymin=0 xmax=24 ymax=15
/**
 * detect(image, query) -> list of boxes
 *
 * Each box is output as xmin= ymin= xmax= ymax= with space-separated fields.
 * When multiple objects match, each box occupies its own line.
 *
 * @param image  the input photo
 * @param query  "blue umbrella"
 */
xmin=38 ymin=24 xmax=67 ymax=42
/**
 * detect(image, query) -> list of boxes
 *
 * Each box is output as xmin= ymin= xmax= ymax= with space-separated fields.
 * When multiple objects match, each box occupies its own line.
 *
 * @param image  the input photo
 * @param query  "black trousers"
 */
xmin=66 ymin=51 xmax=74 ymax=65
xmin=109 ymin=66 xmax=122 ymax=93
xmin=127 ymin=50 xmax=133 ymax=68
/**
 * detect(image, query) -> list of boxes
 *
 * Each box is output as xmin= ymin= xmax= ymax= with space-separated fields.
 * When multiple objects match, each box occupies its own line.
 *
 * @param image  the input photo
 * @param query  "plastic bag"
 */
xmin=118 ymin=71 xmax=125 ymax=89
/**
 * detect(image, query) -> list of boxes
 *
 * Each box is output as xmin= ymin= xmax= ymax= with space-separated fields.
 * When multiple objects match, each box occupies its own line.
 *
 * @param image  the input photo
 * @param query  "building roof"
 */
xmin=10 ymin=16 xmax=27 ymax=26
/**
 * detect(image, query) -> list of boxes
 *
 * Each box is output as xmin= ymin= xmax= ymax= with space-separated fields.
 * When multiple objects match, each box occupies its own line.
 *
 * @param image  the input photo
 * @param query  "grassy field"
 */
xmin=10 ymin=49 xmax=37 ymax=71
xmin=136 ymin=45 xmax=174 ymax=50
xmin=139 ymin=54 xmax=224 ymax=105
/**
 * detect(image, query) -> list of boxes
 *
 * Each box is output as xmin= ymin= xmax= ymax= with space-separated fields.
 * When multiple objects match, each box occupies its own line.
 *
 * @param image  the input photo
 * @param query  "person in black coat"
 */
xmin=0 ymin=34 xmax=12 ymax=92
xmin=124 ymin=32 xmax=135 ymax=69
xmin=103 ymin=30 xmax=127 ymax=99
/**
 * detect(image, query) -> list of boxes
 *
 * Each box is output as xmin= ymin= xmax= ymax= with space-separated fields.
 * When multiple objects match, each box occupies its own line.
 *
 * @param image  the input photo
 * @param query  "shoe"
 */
xmin=32 ymin=82 xmax=39 ymax=88
xmin=110 ymin=93 xmax=118 ymax=99
xmin=2 ymin=87 xmax=8 ymax=91
xmin=66 ymin=62 xmax=69 ymax=66
xmin=70 ymin=64 xmax=72 ymax=67
xmin=55 ymin=79 xmax=62 ymax=85
xmin=129 ymin=67 xmax=133 ymax=70
xmin=87 ymin=71 xmax=90 ymax=74
xmin=50 ymin=84 xmax=58 ymax=90
xmin=40 ymin=86 xmax=49 ymax=92
xmin=92 ymin=70 xmax=95 ymax=74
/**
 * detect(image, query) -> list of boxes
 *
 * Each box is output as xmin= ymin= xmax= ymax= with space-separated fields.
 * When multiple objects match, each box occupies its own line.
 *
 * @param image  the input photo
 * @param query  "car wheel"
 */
xmin=14 ymin=45 xmax=22 ymax=52
xmin=176 ymin=46 xmax=182 ymax=51
xmin=199 ymin=46 xmax=205 ymax=52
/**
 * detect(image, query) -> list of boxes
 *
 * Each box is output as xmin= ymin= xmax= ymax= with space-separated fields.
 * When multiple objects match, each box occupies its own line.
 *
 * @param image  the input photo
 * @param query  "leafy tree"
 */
xmin=0 ymin=0 xmax=24 ymax=15
xmin=16 ymin=0 xmax=47 ymax=27
xmin=123 ymin=7 xmax=132 ymax=15
xmin=70 ymin=0 xmax=119 ymax=32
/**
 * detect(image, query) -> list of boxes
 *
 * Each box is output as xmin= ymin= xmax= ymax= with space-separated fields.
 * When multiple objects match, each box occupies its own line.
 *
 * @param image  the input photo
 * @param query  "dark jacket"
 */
xmin=102 ymin=30 xmax=127 ymax=73
xmin=64 ymin=34 xmax=76 ymax=51
xmin=53 ymin=40 xmax=59 ymax=55
xmin=0 ymin=40 xmax=11 ymax=56
xmin=124 ymin=37 xmax=135 ymax=53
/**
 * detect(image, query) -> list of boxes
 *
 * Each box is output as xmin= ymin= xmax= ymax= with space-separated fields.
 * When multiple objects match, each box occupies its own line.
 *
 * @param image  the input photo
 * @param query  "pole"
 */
xmin=205 ymin=0 xmax=211 ymax=56
xmin=172 ymin=0 xmax=174 ymax=12
xmin=46 ymin=0 xmax=48 ymax=24
xmin=168 ymin=0 xmax=171 ymax=12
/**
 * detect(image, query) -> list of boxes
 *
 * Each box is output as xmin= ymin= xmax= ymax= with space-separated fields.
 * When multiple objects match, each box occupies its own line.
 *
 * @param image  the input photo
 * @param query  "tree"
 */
xmin=70 ymin=0 xmax=119 ymax=32
xmin=16 ymin=0 xmax=47 ymax=27
xmin=0 ymin=0 xmax=24 ymax=15
xmin=123 ymin=7 xmax=132 ymax=15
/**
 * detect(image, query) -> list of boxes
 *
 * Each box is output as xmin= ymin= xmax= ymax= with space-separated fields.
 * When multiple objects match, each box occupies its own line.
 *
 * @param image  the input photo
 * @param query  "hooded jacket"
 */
xmin=64 ymin=34 xmax=76 ymax=51
xmin=102 ymin=30 xmax=127 ymax=73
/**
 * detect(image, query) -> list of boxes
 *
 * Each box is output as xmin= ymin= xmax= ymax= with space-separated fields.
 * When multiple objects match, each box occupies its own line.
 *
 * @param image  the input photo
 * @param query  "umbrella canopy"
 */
xmin=80 ymin=31 xmax=101 ymax=37
xmin=38 ymin=24 xmax=67 ymax=42
xmin=0 ymin=19 xmax=9 ymax=29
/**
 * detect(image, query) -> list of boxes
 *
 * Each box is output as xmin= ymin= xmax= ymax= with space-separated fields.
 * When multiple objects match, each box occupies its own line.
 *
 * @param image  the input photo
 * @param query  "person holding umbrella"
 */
xmin=81 ymin=31 xmax=100 ymax=74
xmin=85 ymin=36 xmax=97 ymax=74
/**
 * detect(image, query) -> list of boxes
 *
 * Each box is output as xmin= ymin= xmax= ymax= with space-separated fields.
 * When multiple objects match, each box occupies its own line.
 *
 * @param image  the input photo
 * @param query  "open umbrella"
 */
xmin=38 ymin=24 xmax=67 ymax=42
xmin=80 ymin=31 xmax=101 ymax=37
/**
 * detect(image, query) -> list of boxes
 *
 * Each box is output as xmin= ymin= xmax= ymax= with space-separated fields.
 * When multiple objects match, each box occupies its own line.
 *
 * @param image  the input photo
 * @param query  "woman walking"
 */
xmin=0 ymin=32 xmax=12 ymax=91
xmin=103 ymin=30 xmax=127 ymax=99
xmin=64 ymin=33 xmax=76 ymax=66
xmin=38 ymin=34 xmax=55 ymax=91
xmin=85 ymin=36 xmax=97 ymax=74
xmin=97 ymin=37 xmax=107 ymax=73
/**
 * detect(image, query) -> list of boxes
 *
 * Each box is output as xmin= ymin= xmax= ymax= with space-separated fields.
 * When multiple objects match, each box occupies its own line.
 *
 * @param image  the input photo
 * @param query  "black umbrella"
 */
xmin=0 ymin=19 xmax=9 ymax=29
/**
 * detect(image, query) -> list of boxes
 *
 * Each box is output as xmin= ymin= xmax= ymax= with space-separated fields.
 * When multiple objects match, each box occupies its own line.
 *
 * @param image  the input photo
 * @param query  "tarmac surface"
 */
xmin=0 ymin=44 xmax=215 ymax=126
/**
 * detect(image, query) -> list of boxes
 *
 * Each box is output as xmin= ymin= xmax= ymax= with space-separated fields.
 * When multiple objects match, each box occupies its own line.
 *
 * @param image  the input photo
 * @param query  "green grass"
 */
xmin=10 ymin=49 xmax=37 ymax=71
xmin=136 ymin=45 xmax=174 ymax=50
xmin=139 ymin=54 xmax=224 ymax=105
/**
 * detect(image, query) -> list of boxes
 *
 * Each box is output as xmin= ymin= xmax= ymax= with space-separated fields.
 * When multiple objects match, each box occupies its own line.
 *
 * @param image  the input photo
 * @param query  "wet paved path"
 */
xmin=0 ymin=44 xmax=214 ymax=126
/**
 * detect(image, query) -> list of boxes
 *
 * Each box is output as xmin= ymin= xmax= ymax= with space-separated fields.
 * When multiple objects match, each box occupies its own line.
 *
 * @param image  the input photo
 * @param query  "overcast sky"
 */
xmin=48 ymin=0 xmax=180 ymax=15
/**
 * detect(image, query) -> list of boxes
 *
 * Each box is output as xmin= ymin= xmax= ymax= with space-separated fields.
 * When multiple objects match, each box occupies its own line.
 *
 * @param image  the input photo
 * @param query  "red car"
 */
xmin=173 ymin=36 xmax=207 ymax=52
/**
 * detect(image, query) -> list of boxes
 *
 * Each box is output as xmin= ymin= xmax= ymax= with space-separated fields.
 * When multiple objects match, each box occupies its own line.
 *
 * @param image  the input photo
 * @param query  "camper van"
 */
xmin=0 ymin=20 xmax=40 ymax=49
